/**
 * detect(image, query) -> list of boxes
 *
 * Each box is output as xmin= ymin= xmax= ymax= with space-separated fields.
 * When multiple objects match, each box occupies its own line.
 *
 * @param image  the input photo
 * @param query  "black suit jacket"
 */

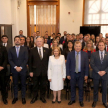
xmin=8 ymin=46 xmax=28 ymax=74
xmin=29 ymin=47 xmax=49 ymax=76
xmin=82 ymin=42 xmax=85 ymax=50
xmin=0 ymin=45 xmax=8 ymax=75
xmin=90 ymin=51 xmax=108 ymax=80
xmin=0 ymin=42 xmax=12 ymax=52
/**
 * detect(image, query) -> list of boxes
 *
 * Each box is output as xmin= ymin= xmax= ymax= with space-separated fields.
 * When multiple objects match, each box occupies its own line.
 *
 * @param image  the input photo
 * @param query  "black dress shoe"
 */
xmin=79 ymin=101 xmax=84 ymax=107
xmin=68 ymin=100 xmax=75 ymax=105
xmin=103 ymin=103 xmax=108 ymax=108
xmin=22 ymin=98 xmax=26 ymax=104
xmin=30 ymin=97 xmax=37 ymax=104
xmin=52 ymin=101 xmax=56 ymax=103
xmin=58 ymin=101 xmax=61 ymax=103
xmin=92 ymin=101 xmax=97 ymax=107
xmin=12 ymin=98 xmax=18 ymax=104
xmin=2 ymin=98 xmax=8 ymax=105
xmin=40 ymin=98 xmax=46 ymax=103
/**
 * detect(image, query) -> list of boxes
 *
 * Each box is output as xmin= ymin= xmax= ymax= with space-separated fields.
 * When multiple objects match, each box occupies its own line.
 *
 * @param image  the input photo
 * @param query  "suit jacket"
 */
xmin=0 ymin=45 xmax=8 ymax=75
xmin=8 ymin=46 xmax=28 ymax=74
xmin=90 ymin=51 xmax=108 ymax=80
xmin=66 ymin=50 xmax=89 ymax=79
xmin=29 ymin=47 xmax=49 ymax=76
xmin=0 ymin=42 xmax=12 ymax=52
xmin=82 ymin=42 xmax=85 ymax=50
xmin=60 ymin=36 xmax=65 ymax=44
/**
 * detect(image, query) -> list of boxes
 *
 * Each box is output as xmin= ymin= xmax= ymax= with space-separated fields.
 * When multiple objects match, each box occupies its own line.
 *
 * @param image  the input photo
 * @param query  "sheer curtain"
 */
xmin=29 ymin=5 xmax=56 ymax=36
xmin=84 ymin=0 xmax=108 ymax=37
xmin=84 ymin=0 xmax=108 ymax=24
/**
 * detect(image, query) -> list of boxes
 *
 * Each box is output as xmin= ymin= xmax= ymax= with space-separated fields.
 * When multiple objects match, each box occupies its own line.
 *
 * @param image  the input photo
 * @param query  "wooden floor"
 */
xmin=0 ymin=89 xmax=106 ymax=108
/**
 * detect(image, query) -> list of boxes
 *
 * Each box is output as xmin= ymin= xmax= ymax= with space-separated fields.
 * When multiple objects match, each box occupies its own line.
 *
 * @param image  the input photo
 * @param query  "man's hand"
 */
xmin=49 ymin=79 xmax=51 ymax=82
xmin=0 ymin=66 xmax=4 ymax=71
xmin=98 ymin=71 xmax=102 ymax=76
xmin=100 ymin=71 xmax=106 ymax=76
xmin=67 ymin=76 xmax=71 ymax=80
xmin=30 ymin=72 xmax=33 ymax=77
xmin=16 ymin=67 xmax=22 ymax=72
xmin=84 ymin=76 xmax=88 ymax=83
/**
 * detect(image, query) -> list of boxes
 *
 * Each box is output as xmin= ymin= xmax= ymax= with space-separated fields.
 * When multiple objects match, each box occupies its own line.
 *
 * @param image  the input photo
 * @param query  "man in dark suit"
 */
xmin=81 ymin=34 xmax=89 ymax=50
xmin=18 ymin=30 xmax=26 ymax=40
xmin=1 ymin=35 xmax=12 ymax=52
xmin=66 ymin=41 xmax=89 ymax=107
xmin=0 ymin=45 xmax=8 ymax=104
xmin=20 ymin=36 xmax=30 ymax=51
xmin=90 ymin=41 xmax=108 ymax=108
xmin=29 ymin=37 xmax=49 ymax=104
xmin=60 ymin=31 xmax=67 ymax=44
xmin=8 ymin=36 xmax=28 ymax=104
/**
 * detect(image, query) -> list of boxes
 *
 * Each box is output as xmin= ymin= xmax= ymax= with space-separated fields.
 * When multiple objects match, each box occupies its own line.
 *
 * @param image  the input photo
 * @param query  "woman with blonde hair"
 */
xmin=83 ymin=40 xmax=96 ymax=59
xmin=48 ymin=47 xmax=66 ymax=103
xmin=83 ymin=40 xmax=96 ymax=78
xmin=91 ymin=34 xmax=95 ymax=43
xmin=49 ymin=39 xmax=63 ymax=55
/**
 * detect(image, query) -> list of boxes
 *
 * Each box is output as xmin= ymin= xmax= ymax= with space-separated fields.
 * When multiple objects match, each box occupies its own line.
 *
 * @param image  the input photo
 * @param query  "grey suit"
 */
xmin=90 ymin=51 xmax=108 ymax=103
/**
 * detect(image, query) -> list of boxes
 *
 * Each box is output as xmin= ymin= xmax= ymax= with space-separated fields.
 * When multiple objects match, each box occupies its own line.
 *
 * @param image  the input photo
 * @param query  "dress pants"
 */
xmin=93 ymin=78 xmax=107 ymax=103
xmin=0 ymin=73 xmax=6 ymax=99
xmin=12 ymin=72 xmax=26 ymax=98
xmin=33 ymin=75 xmax=47 ymax=98
xmin=70 ymin=73 xmax=84 ymax=102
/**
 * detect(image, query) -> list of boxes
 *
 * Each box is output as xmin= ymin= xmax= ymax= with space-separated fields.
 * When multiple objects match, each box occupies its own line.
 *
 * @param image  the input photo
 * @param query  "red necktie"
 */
xmin=107 ymin=46 xmax=108 ymax=52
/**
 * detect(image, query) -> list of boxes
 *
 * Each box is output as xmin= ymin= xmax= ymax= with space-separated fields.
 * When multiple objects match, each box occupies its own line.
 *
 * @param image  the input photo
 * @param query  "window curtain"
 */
xmin=29 ymin=5 xmax=56 ymax=36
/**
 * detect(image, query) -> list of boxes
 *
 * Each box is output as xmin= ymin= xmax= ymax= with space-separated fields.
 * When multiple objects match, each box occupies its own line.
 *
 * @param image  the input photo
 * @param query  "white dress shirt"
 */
xmin=3 ymin=43 xmax=7 ymax=47
xmin=99 ymin=50 xmax=105 ymax=59
xmin=44 ymin=44 xmax=49 ymax=49
xmin=37 ymin=47 xmax=43 ymax=58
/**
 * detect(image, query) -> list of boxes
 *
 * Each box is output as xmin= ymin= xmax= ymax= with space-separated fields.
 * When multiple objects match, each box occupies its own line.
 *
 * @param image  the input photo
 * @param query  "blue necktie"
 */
xmin=101 ymin=52 xmax=103 ymax=64
xmin=16 ymin=47 xmax=19 ymax=57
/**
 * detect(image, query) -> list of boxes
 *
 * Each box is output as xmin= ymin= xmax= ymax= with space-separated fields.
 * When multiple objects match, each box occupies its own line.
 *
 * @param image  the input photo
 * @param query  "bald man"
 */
xmin=29 ymin=37 xmax=49 ymax=104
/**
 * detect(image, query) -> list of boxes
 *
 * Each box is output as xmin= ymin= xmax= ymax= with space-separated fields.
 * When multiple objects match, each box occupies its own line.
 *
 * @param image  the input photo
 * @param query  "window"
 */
xmin=84 ymin=0 xmax=108 ymax=24
xmin=84 ymin=0 xmax=108 ymax=37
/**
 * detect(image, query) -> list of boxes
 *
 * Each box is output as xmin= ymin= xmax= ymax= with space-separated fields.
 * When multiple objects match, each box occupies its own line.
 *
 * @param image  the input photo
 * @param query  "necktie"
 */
xmin=39 ymin=48 xmax=42 ymax=59
xmin=107 ymin=46 xmax=108 ymax=52
xmin=3 ymin=43 xmax=5 ymax=47
xmin=101 ymin=52 xmax=103 ymax=64
xmin=75 ymin=52 xmax=79 ymax=73
xmin=16 ymin=47 xmax=19 ymax=57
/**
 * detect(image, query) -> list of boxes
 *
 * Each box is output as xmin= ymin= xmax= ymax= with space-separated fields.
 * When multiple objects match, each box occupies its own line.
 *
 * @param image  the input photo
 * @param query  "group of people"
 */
xmin=0 ymin=30 xmax=108 ymax=108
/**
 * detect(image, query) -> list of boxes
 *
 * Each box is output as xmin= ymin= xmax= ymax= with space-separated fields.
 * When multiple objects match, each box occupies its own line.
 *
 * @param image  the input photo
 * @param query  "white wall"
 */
xmin=11 ymin=0 xmax=27 ymax=37
xmin=0 ymin=0 xmax=12 ymax=24
xmin=60 ymin=0 xmax=83 ymax=35
xmin=0 ymin=0 xmax=83 ymax=42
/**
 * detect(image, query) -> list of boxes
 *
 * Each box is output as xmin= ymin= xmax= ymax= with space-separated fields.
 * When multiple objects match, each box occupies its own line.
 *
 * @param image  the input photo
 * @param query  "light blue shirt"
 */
xmin=14 ymin=46 xmax=22 ymax=69
xmin=75 ymin=51 xmax=81 ymax=72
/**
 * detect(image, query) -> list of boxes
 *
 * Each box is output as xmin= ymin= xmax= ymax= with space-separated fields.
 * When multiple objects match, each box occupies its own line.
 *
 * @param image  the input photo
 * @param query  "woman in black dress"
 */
xmin=63 ymin=40 xmax=74 ymax=94
xmin=63 ymin=40 xmax=74 ymax=62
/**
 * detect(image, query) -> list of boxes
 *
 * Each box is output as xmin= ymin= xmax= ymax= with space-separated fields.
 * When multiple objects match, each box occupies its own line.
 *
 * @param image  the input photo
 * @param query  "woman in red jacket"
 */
xmin=83 ymin=40 xmax=96 ymax=78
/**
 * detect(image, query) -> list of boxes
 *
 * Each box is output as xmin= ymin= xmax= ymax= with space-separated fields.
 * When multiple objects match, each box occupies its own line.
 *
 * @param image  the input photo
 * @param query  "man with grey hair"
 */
xmin=66 ymin=41 xmax=89 ymax=107
xmin=29 ymin=37 xmax=49 ymax=104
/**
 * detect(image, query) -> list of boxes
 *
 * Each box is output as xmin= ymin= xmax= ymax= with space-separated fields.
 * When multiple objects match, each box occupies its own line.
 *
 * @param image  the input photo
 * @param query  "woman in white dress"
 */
xmin=48 ymin=47 xmax=66 ymax=103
